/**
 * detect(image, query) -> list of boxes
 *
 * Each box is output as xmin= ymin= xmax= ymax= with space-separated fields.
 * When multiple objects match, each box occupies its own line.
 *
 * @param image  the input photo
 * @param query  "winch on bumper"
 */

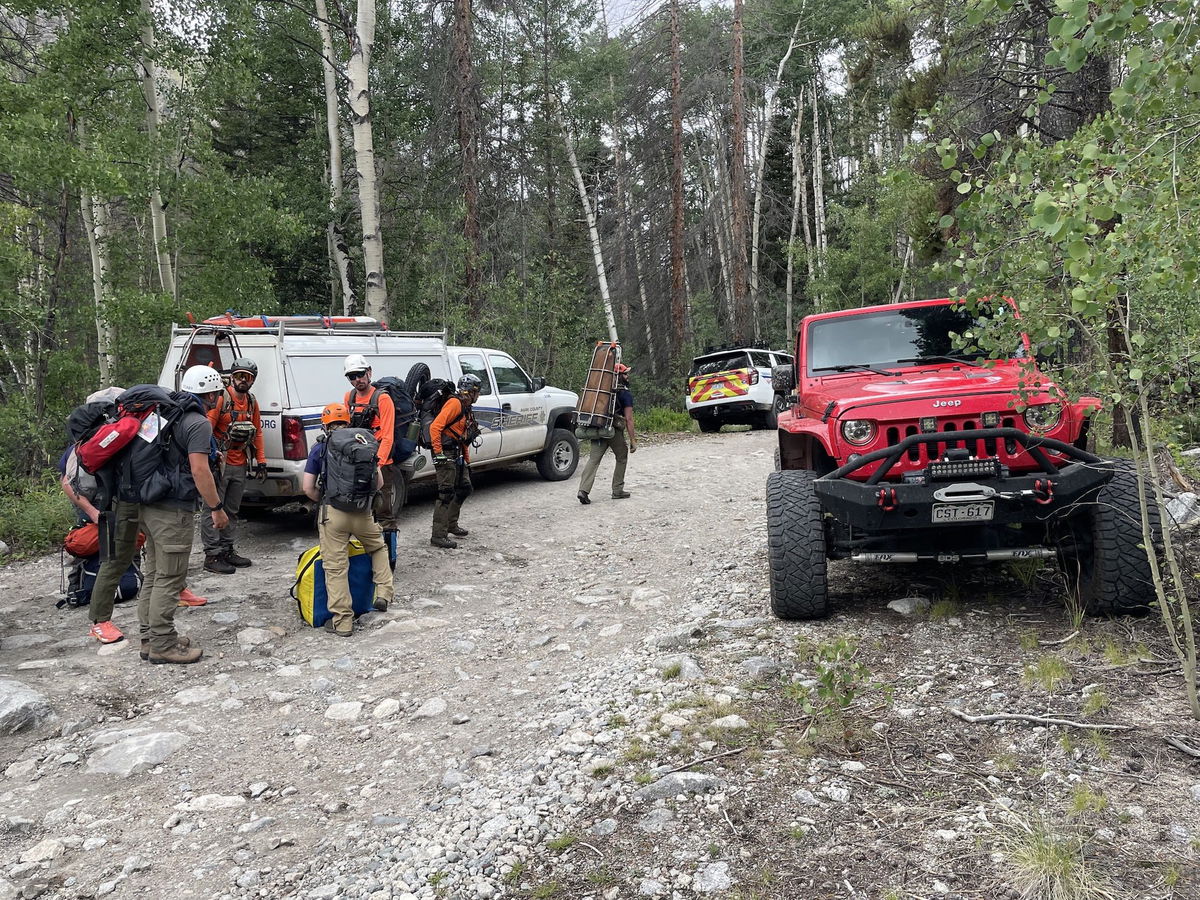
xmin=814 ymin=428 xmax=1110 ymax=534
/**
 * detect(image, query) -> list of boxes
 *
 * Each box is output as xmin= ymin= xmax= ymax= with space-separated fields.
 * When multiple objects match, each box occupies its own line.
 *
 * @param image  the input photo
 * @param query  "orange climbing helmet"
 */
xmin=321 ymin=402 xmax=351 ymax=427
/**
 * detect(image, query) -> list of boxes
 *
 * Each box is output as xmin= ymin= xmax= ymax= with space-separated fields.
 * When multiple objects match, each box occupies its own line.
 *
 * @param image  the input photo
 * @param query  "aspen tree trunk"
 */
xmin=609 ymin=78 xmax=631 ymax=332
xmin=669 ymin=0 xmax=686 ymax=358
xmin=138 ymin=0 xmax=176 ymax=300
xmin=785 ymin=97 xmax=805 ymax=340
xmin=80 ymin=193 xmax=115 ymax=385
xmin=315 ymin=0 xmax=355 ymax=314
xmin=750 ymin=20 xmax=801 ymax=340
xmin=730 ymin=0 xmax=749 ymax=344
xmin=810 ymin=78 xmax=828 ymax=302
xmin=452 ymin=0 xmax=481 ymax=313
xmin=797 ymin=93 xmax=817 ymax=311
xmin=560 ymin=114 xmax=618 ymax=342
xmin=347 ymin=0 xmax=387 ymax=318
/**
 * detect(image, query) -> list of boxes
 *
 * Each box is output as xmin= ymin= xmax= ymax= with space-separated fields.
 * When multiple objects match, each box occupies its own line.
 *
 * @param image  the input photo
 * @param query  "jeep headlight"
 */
xmin=840 ymin=419 xmax=877 ymax=446
xmin=1023 ymin=403 xmax=1062 ymax=433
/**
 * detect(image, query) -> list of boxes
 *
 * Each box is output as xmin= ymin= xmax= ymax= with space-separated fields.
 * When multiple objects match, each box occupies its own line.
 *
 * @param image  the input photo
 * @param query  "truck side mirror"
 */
xmin=772 ymin=364 xmax=795 ymax=395
xmin=532 ymin=376 xmax=546 ymax=390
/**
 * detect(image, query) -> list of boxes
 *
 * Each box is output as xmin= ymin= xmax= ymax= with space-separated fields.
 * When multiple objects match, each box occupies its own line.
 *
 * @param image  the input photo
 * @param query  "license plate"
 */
xmin=932 ymin=501 xmax=994 ymax=523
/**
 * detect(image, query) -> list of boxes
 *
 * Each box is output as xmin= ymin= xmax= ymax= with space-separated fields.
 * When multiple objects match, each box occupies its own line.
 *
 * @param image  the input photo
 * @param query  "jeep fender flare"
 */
xmin=778 ymin=426 xmax=837 ymax=475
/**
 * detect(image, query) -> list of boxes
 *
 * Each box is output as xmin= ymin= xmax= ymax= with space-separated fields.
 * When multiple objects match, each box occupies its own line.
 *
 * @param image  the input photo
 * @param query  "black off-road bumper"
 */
xmin=813 ymin=428 xmax=1111 ymax=532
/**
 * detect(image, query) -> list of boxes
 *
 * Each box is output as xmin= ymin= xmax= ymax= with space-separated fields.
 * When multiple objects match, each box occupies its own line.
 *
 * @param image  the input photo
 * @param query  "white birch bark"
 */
xmin=315 ymin=0 xmax=355 ymax=314
xmin=811 ymin=78 xmax=828 ymax=278
xmin=80 ymin=192 xmax=115 ymax=384
xmin=347 ymin=0 xmax=387 ymax=318
xmin=629 ymin=229 xmax=658 ymax=374
xmin=750 ymin=19 xmax=801 ymax=335
xmin=560 ymin=113 xmax=618 ymax=342
xmin=797 ymin=94 xmax=816 ymax=311
xmin=138 ymin=0 xmax=176 ymax=300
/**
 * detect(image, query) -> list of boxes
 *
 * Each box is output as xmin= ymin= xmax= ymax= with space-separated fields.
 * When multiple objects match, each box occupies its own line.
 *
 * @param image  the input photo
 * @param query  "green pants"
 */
xmin=89 ymin=501 xmax=141 ymax=624
xmin=318 ymin=505 xmax=393 ymax=633
xmin=139 ymin=504 xmax=195 ymax=653
xmin=200 ymin=461 xmax=246 ymax=555
xmin=431 ymin=459 xmax=472 ymax=539
xmin=373 ymin=463 xmax=408 ymax=531
xmin=578 ymin=424 xmax=628 ymax=497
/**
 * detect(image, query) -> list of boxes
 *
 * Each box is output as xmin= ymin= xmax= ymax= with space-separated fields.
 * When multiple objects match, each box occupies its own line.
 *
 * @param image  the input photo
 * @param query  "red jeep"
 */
xmin=768 ymin=298 xmax=1157 ymax=619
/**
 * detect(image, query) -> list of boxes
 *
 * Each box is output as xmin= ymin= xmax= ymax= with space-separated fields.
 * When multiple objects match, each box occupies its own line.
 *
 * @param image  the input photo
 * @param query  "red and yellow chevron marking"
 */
xmin=689 ymin=370 xmax=750 ymax=402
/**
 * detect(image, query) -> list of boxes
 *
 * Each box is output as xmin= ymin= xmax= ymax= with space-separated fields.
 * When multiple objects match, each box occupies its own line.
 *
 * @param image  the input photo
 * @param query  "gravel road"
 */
xmin=0 ymin=429 xmax=780 ymax=900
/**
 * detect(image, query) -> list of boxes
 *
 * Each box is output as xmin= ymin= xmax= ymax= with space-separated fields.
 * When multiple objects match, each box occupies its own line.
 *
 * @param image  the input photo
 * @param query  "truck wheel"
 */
xmin=405 ymin=362 xmax=431 ymax=398
xmin=536 ymin=428 xmax=579 ymax=481
xmin=766 ymin=469 xmax=829 ymax=619
xmin=1056 ymin=459 xmax=1158 ymax=615
xmin=699 ymin=419 xmax=722 ymax=434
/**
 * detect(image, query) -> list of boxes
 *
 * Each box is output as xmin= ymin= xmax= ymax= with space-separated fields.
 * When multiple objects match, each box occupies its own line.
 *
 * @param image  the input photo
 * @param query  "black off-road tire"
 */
xmin=699 ymin=419 xmax=722 ymax=434
xmin=404 ymin=362 xmax=431 ymax=398
xmin=766 ymin=469 xmax=829 ymax=620
xmin=536 ymin=428 xmax=579 ymax=481
xmin=761 ymin=406 xmax=778 ymax=430
xmin=1056 ymin=458 xmax=1159 ymax=615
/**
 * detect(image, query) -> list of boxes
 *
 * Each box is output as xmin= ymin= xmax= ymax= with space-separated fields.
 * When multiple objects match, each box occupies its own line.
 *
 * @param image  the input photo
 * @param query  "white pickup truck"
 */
xmin=157 ymin=317 xmax=580 ymax=508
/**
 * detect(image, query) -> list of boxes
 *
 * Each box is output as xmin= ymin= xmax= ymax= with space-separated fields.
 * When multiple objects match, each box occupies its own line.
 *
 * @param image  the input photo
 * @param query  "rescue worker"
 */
xmin=342 ymin=354 xmax=402 ymax=540
xmin=429 ymin=374 xmax=482 ymax=549
xmin=62 ymin=388 xmax=205 ymax=645
xmin=577 ymin=362 xmax=637 ymax=504
xmin=202 ymin=357 xmax=267 ymax=574
xmin=301 ymin=403 xmax=393 ymax=636
xmin=138 ymin=365 xmax=228 ymax=664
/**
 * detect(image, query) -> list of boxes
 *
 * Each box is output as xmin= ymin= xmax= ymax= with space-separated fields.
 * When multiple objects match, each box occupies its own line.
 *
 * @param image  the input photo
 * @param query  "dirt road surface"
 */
xmin=1 ymin=430 xmax=1197 ymax=900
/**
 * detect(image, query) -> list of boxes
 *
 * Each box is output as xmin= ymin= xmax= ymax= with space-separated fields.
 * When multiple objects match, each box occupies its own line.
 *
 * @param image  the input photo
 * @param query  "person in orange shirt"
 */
xmin=429 ymin=374 xmax=482 ymax=548
xmin=202 ymin=358 xmax=266 ymax=574
xmin=342 ymin=354 xmax=401 ymax=540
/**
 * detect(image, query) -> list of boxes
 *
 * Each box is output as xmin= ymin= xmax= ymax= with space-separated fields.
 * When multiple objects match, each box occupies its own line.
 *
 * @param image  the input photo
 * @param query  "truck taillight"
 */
xmin=747 ymin=369 xmax=759 ymax=385
xmin=282 ymin=416 xmax=307 ymax=461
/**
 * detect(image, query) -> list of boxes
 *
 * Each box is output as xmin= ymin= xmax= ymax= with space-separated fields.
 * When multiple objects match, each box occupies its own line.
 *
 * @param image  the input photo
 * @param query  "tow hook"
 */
xmin=876 ymin=487 xmax=898 ymax=511
xmin=1033 ymin=479 xmax=1054 ymax=505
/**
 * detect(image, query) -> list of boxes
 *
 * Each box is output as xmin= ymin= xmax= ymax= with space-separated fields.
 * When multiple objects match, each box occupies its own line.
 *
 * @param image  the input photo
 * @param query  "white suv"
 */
xmin=686 ymin=347 xmax=793 ymax=432
xmin=159 ymin=319 xmax=580 ymax=508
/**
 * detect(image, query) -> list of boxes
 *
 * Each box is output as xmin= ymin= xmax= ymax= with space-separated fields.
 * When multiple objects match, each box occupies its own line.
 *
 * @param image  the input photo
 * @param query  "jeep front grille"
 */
xmin=885 ymin=416 xmax=1023 ymax=466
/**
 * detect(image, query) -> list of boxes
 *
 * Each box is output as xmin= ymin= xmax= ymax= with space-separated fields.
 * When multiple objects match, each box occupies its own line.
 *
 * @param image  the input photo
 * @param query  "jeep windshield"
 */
xmin=806 ymin=304 xmax=992 ymax=375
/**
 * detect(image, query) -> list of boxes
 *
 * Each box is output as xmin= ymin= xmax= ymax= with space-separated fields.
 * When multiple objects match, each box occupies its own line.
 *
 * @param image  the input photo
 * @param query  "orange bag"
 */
xmin=64 ymin=523 xmax=146 ymax=559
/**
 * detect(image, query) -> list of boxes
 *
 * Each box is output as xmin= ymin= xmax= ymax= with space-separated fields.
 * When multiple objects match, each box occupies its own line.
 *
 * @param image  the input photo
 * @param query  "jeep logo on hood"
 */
xmin=932 ymin=399 xmax=962 ymax=408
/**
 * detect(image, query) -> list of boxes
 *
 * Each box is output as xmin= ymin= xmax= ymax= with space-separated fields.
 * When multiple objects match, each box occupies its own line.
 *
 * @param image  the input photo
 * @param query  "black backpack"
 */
xmin=416 ymin=379 xmax=460 ymax=449
xmin=114 ymin=387 xmax=198 ymax=505
xmin=347 ymin=378 xmax=416 ymax=457
xmin=321 ymin=427 xmax=379 ymax=513
xmin=66 ymin=400 xmax=117 ymax=446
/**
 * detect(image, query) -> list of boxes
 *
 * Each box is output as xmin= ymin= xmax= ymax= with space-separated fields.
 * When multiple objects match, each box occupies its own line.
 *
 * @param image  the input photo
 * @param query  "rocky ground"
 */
xmin=1 ymin=430 xmax=1198 ymax=900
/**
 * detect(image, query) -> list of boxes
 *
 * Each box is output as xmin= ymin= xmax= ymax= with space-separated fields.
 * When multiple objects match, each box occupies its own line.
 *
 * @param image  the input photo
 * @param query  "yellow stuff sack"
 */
xmin=290 ymin=540 xmax=376 ymax=627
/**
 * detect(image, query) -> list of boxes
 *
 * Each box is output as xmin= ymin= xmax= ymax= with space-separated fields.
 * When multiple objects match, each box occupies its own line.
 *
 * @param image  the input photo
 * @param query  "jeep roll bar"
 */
xmin=822 ymin=428 xmax=1103 ymax=485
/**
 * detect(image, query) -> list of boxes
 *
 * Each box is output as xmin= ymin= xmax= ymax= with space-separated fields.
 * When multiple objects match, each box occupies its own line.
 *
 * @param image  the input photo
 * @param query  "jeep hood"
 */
xmin=805 ymin=362 xmax=1059 ymax=417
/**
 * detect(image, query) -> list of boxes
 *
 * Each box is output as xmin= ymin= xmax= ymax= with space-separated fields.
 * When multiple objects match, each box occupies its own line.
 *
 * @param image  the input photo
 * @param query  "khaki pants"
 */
xmin=318 ymin=505 xmax=393 ymax=633
xmin=431 ymin=458 xmax=472 ymax=539
xmin=578 ymin=423 xmax=629 ymax=497
xmin=89 ymin=501 xmax=141 ymax=624
xmin=200 ymin=461 xmax=246 ymax=555
xmin=139 ymin=504 xmax=195 ymax=653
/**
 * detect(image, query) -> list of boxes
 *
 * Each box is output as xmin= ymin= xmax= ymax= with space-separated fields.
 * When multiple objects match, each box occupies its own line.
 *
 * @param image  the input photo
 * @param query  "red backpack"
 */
xmin=77 ymin=385 xmax=176 ymax=475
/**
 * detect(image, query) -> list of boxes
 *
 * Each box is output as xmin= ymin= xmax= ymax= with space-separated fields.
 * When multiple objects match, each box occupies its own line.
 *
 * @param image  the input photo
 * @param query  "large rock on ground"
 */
xmin=87 ymin=732 xmax=190 ymax=777
xmin=0 ymin=679 xmax=54 ymax=735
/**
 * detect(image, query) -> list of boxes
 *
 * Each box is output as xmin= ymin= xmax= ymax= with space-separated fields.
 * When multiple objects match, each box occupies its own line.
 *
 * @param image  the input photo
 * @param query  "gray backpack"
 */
xmin=321 ymin=428 xmax=379 ymax=513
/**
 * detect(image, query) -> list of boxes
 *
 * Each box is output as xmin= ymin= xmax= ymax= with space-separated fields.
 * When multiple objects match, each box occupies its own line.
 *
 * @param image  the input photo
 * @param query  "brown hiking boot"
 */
xmin=140 ymin=635 xmax=192 ymax=661
xmin=148 ymin=642 xmax=203 ymax=665
xmin=430 ymin=536 xmax=458 ymax=549
xmin=204 ymin=554 xmax=236 ymax=575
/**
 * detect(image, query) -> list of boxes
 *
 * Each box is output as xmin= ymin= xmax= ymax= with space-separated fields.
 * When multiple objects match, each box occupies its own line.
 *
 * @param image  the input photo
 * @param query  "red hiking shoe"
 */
xmin=178 ymin=588 xmax=208 ymax=607
xmin=89 ymin=621 xmax=125 ymax=644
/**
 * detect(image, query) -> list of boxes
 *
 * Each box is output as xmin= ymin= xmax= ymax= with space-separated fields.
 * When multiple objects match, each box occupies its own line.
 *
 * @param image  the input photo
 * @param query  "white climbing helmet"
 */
xmin=343 ymin=353 xmax=371 ymax=375
xmin=180 ymin=365 xmax=223 ymax=395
